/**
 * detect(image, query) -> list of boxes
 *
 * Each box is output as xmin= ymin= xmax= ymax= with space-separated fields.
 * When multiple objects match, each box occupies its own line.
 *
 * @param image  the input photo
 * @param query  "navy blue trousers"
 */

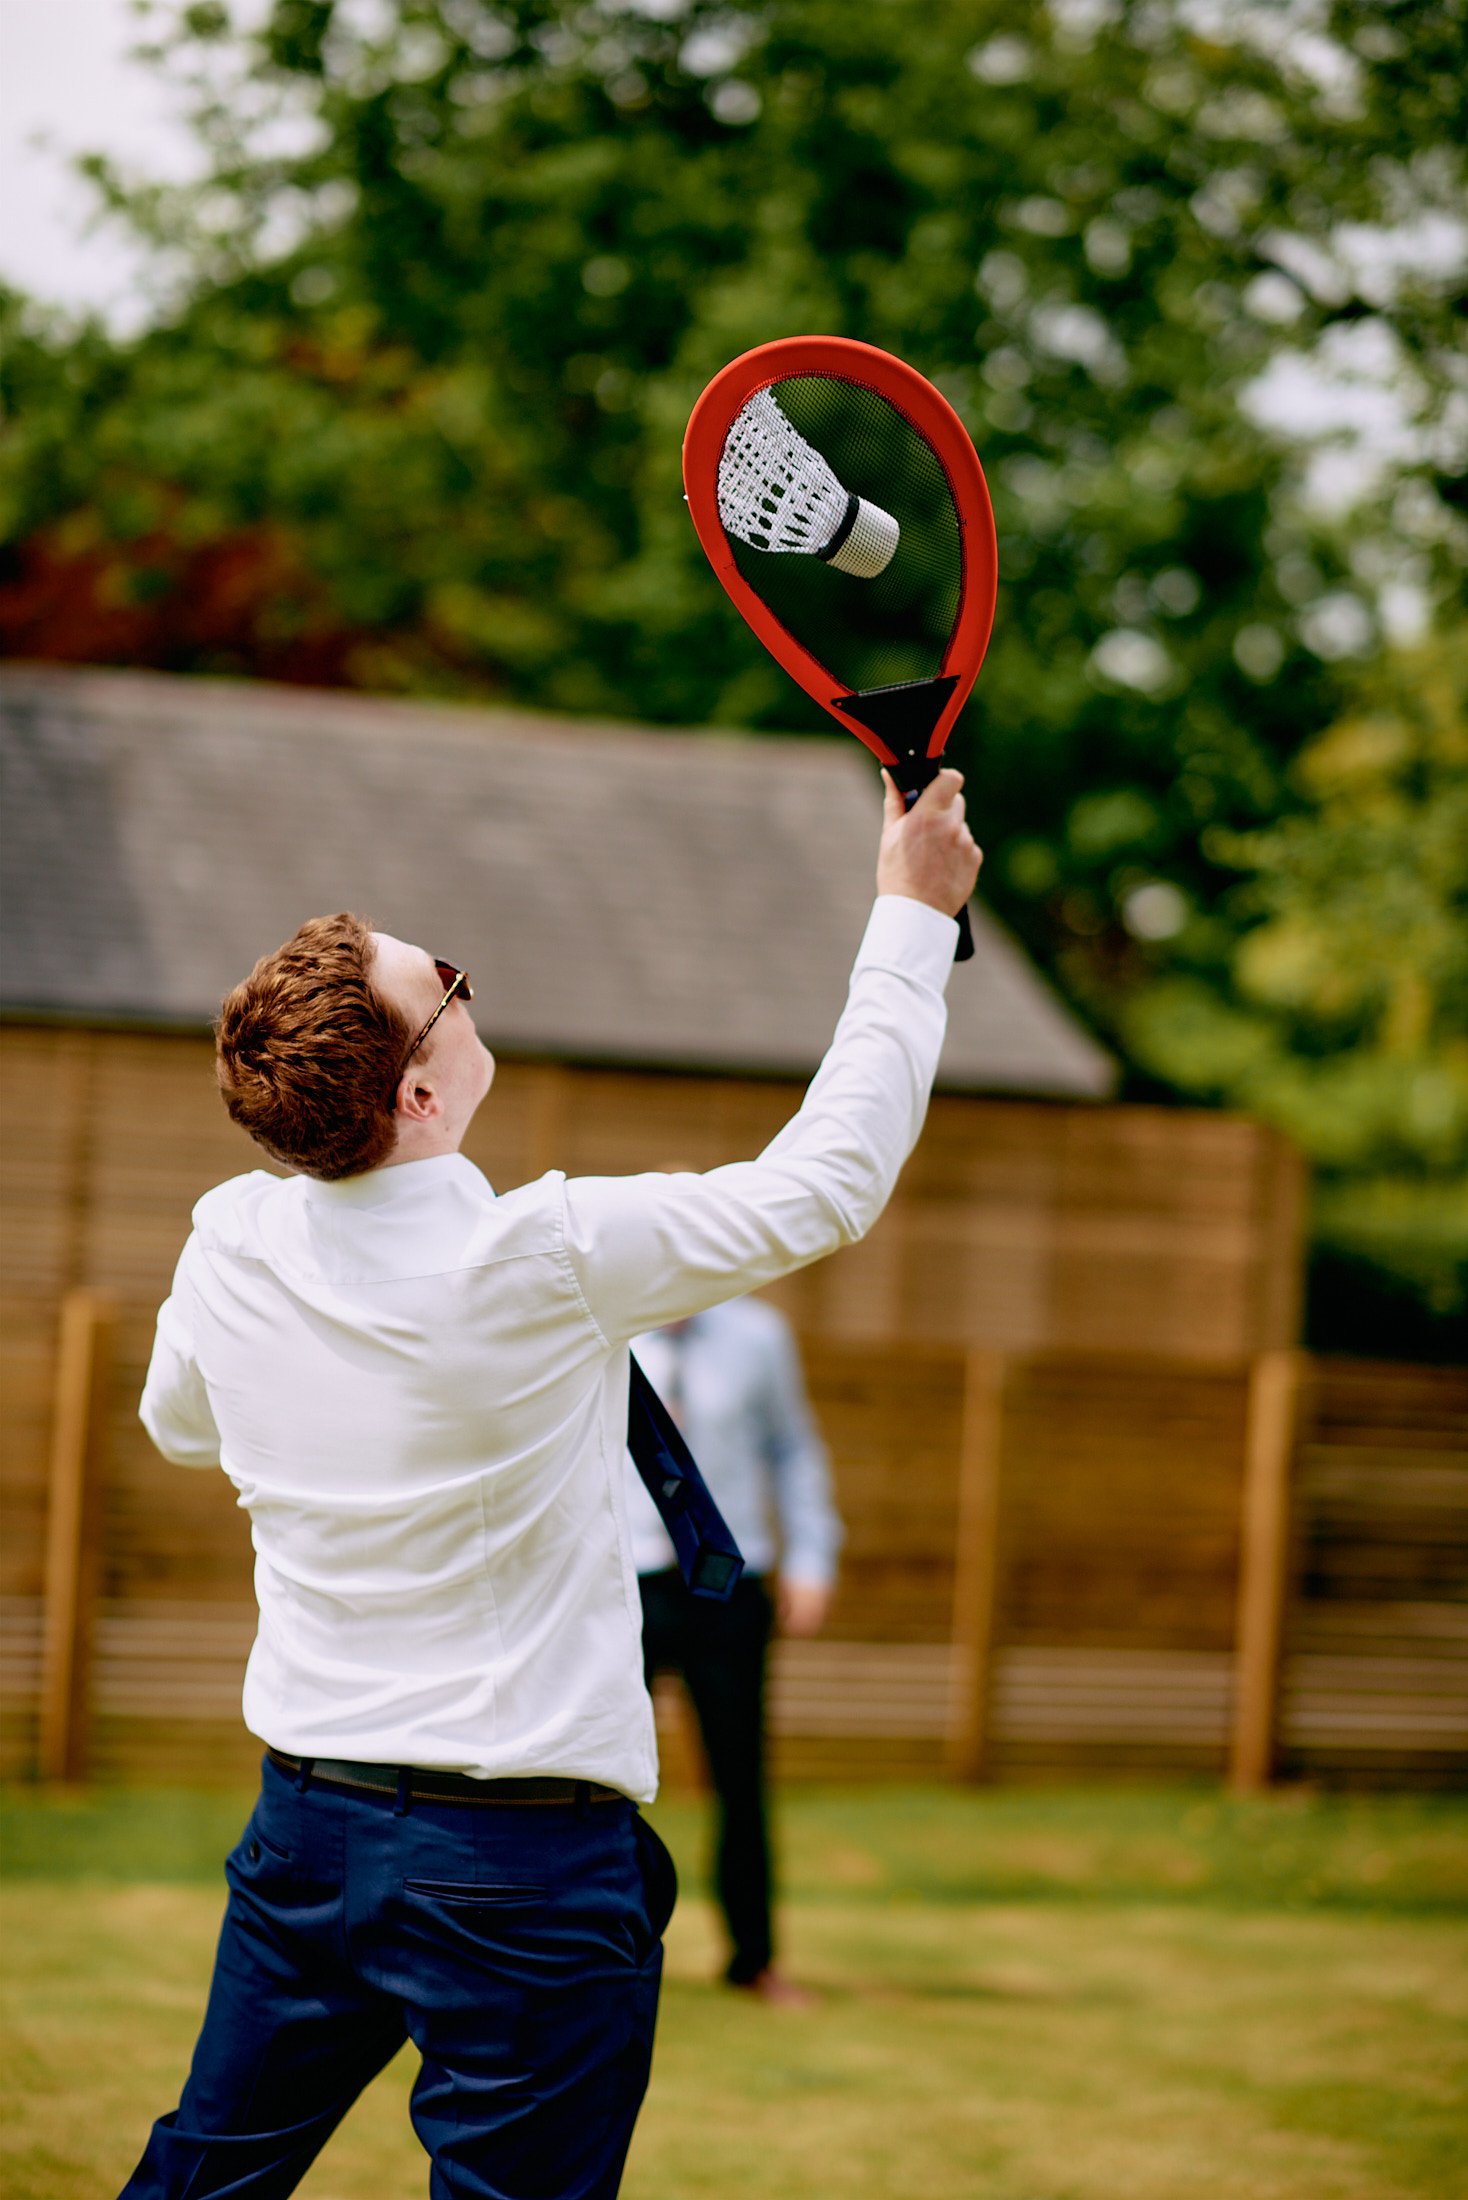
xmin=120 ymin=1755 xmax=677 ymax=2199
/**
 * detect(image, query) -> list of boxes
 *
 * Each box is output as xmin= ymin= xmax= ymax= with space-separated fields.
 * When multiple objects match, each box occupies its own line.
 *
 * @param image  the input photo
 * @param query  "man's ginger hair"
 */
xmin=216 ymin=914 xmax=412 ymax=1180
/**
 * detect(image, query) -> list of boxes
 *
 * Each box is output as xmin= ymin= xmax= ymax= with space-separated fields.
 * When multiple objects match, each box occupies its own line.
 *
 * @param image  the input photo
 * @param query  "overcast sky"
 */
xmin=0 ymin=0 xmax=223 ymax=325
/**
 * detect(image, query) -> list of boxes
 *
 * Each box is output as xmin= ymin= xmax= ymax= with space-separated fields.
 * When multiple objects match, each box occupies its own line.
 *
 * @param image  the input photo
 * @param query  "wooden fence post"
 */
xmin=1230 ymin=1349 xmax=1305 ymax=1792
xmin=948 ymin=1352 xmax=1008 ymax=1782
xmin=39 ymin=1289 xmax=116 ymax=1784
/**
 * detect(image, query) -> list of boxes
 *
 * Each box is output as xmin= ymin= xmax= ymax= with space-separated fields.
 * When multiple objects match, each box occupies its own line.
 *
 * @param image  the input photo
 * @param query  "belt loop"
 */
xmin=394 ymin=1767 xmax=413 ymax=1818
xmin=574 ymin=1780 xmax=590 ymax=1818
xmin=295 ymin=1757 xmax=315 ymax=1795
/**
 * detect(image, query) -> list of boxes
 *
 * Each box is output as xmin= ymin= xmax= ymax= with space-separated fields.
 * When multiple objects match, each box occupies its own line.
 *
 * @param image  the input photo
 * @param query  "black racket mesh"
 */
xmin=724 ymin=373 xmax=962 ymax=698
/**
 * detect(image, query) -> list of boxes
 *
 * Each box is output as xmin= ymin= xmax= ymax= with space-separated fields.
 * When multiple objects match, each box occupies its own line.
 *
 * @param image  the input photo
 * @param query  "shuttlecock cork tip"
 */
xmin=822 ymin=494 xmax=899 ymax=579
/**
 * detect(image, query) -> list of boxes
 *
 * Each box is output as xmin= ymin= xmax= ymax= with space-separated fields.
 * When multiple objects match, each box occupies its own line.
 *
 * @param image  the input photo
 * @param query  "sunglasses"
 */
xmin=402 ymin=957 xmax=474 ymax=1075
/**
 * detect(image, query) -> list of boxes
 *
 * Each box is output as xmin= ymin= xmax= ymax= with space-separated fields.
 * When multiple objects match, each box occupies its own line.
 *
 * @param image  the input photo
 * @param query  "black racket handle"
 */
xmin=897 ymin=778 xmax=975 ymax=964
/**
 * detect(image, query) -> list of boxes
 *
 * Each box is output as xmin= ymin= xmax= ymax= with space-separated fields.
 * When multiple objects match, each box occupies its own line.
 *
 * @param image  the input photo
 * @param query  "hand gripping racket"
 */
xmin=684 ymin=336 xmax=998 ymax=961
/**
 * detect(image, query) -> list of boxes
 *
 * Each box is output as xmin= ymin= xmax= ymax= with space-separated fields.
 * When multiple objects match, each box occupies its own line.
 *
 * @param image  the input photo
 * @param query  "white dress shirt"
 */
xmin=626 ymin=1303 xmax=842 ymax=1584
xmin=140 ymin=895 xmax=956 ymax=1801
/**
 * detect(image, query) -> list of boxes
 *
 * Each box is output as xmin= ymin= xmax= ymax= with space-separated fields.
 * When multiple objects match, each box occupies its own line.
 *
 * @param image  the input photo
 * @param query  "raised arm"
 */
xmin=564 ymin=770 xmax=981 ymax=1345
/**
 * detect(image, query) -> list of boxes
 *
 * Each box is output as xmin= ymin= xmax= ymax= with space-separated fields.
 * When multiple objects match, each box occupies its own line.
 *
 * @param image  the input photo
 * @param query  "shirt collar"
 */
xmin=300 ymin=1153 xmax=489 ymax=1208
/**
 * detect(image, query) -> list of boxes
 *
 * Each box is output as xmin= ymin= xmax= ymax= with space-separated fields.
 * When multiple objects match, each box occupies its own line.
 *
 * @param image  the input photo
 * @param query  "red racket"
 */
xmin=684 ymin=336 xmax=998 ymax=960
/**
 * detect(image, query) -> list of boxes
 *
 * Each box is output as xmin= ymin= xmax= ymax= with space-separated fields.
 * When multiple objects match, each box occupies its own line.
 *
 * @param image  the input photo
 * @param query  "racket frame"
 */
xmin=683 ymin=335 xmax=998 ymax=767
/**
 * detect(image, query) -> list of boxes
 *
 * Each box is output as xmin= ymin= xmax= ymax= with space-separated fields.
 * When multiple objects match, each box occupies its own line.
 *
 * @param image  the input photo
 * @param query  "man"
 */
xmin=630 ymin=1298 xmax=839 ymax=2004
xmin=122 ymin=768 xmax=979 ymax=2197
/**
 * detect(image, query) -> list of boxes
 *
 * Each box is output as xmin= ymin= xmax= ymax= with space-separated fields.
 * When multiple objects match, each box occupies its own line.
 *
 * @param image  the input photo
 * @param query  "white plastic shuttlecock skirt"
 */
xmin=717 ymin=388 xmax=899 ymax=578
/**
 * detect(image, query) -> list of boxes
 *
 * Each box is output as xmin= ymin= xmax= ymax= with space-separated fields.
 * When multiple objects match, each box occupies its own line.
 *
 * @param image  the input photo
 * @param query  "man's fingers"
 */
xmin=909 ymin=766 xmax=964 ymax=817
xmin=874 ymin=757 xmax=983 ymax=912
xmin=883 ymin=766 xmax=966 ymax=827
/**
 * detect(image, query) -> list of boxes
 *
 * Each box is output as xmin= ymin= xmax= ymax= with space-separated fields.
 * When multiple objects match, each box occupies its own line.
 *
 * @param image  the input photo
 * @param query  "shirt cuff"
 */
xmin=781 ymin=1557 xmax=837 ymax=1590
xmin=855 ymin=895 xmax=960 ymax=991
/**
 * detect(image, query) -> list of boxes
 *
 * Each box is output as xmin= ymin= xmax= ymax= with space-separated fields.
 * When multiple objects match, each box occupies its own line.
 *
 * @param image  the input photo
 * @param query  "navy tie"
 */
xmin=627 ymin=1351 xmax=743 ymax=1601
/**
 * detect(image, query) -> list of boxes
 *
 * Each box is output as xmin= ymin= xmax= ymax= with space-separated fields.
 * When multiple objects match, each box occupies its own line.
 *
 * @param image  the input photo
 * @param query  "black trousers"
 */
xmin=639 ymin=1569 xmax=774 ymax=1985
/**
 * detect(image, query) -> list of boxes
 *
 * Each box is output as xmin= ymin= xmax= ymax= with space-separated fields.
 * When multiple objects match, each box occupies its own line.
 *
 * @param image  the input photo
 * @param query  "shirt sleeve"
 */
xmin=760 ymin=1315 xmax=843 ymax=1588
xmin=139 ymin=1234 xmax=222 ymax=1468
xmin=563 ymin=895 xmax=956 ymax=1346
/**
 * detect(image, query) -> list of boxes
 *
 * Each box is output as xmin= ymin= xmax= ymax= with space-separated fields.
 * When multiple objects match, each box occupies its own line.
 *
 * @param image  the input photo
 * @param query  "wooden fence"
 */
xmin=0 ymin=1022 xmax=1306 ymax=1368
xmin=5 ymin=1295 xmax=1464 ymax=1791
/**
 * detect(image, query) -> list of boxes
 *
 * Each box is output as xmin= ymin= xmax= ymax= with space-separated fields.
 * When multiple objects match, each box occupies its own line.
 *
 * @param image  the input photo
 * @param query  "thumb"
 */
xmin=880 ymin=769 xmax=906 ymax=826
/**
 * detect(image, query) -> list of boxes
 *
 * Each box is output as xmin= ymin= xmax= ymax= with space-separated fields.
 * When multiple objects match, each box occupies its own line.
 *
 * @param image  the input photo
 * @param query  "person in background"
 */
xmin=629 ymin=1291 xmax=841 ymax=2006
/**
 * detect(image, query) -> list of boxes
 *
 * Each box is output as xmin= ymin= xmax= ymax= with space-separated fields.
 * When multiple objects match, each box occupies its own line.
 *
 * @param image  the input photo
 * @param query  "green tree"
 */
xmin=1120 ymin=631 xmax=1468 ymax=1345
xmin=5 ymin=2 xmax=1462 ymax=734
xmin=2 ymin=0 xmax=1464 ymax=1342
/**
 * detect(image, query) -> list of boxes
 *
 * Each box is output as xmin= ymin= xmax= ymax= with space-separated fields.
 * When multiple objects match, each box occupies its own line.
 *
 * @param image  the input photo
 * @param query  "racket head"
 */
xmin=684 ymin=336 xmax=997 ymax=768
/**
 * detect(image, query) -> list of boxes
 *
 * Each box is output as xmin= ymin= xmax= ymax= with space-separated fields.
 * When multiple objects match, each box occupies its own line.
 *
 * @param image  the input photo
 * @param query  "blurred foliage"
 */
xmin=1 ymin=0 xmax=1465 ymax=1345
xmin=1120 ymin=634 xmax=1468 ymax=1334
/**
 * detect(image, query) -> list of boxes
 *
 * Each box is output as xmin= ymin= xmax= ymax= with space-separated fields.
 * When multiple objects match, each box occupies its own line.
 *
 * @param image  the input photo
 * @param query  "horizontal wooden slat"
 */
xmin=991 ymin=1648 xmax=1234 ymax=1748
xmin=1280 ymin=1654 xmax=1468 ymax=1749
xmin=769 ymin=1642 xmax=959 ymax=1738
xmin=0 ymin=1595 xmax=44 ymax=1699
xmin=1277 ymin=1358 xmax=1467 ymax=1780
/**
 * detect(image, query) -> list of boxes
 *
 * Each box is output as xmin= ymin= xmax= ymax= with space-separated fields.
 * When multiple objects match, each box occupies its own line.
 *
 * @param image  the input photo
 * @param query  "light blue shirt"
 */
xmin=626 ymin=1298 xmax=842 ymax=1587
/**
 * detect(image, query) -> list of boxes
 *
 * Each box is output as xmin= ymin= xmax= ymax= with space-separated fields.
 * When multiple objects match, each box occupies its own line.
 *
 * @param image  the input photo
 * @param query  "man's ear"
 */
xmin=395 ymin=1072 xmax=442 ymax=1124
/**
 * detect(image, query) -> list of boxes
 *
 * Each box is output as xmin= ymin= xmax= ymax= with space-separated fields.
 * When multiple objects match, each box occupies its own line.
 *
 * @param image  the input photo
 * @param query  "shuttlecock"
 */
xmin=718 ymin=388 xmax=899 ymax=578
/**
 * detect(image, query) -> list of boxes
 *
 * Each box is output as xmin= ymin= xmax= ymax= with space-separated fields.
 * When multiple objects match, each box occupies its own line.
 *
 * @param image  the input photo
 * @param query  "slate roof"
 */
xmin=0 ymin=664 xmax=1113 ymax=1096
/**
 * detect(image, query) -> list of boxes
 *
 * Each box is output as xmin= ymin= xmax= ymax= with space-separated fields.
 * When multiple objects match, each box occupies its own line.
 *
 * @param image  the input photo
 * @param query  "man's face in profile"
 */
xmin=372 ymin=932 xmax=496 ymax=1143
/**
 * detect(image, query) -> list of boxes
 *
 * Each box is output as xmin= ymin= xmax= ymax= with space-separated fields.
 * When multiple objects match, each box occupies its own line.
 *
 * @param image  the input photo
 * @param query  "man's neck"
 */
xmin=380 ymin=1128 xmax=465 ymax=1169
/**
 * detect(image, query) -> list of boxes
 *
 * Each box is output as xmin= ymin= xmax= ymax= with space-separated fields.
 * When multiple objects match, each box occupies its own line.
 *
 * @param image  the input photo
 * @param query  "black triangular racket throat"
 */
xmin=834 ymin=674 xmax=959 ymax=759
xmin=834 ymin=677 xmax=975 ymax=961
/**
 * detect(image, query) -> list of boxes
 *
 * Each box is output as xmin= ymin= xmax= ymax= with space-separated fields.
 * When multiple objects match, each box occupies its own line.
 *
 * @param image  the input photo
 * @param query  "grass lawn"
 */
xmin=2 ymin=1782 xmax=1465 ymax=2199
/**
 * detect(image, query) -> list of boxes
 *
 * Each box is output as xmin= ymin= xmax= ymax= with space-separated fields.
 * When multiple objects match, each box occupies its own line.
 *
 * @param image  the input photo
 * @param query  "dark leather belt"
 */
xmin=266 ymin=1750 xmax=624 ymax=1807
